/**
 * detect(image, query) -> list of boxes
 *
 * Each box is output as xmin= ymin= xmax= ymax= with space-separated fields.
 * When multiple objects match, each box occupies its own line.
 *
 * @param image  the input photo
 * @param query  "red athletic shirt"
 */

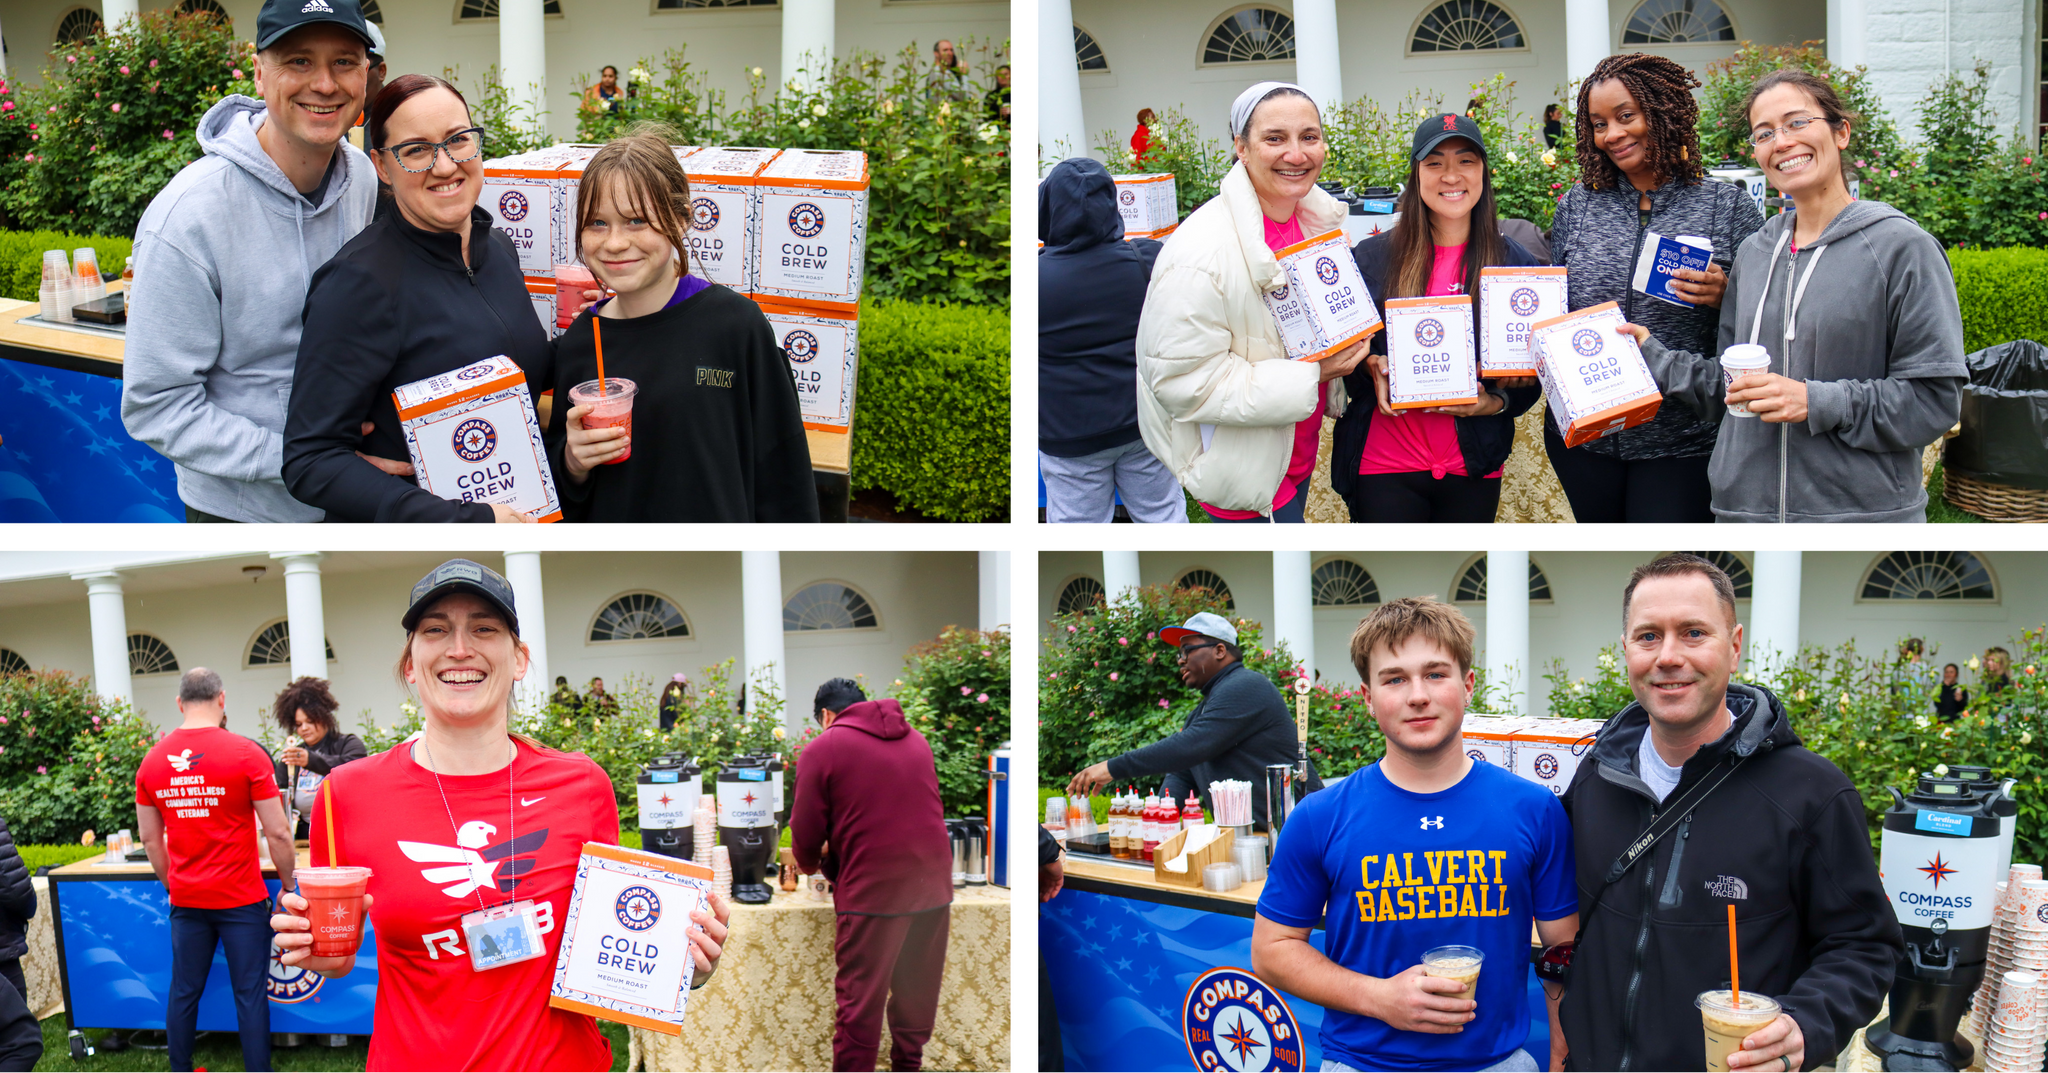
xmin=312 ymin=738 xmax=620 ymax=1072
xmin=133 ymin=726 xmax=279 ymax=909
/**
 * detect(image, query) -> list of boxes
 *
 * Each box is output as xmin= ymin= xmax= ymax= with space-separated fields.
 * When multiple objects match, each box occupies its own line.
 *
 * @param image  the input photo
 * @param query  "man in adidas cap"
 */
xmin=123 ymin=0 xmax=392 ymax=523
xmin=1065 ymin=611 xmax=1318 ymax=831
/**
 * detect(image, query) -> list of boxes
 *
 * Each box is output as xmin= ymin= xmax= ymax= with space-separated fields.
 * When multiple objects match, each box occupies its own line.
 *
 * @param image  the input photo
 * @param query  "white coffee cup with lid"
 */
xmin=1720 ymin=344 xmax=1772 ymax=417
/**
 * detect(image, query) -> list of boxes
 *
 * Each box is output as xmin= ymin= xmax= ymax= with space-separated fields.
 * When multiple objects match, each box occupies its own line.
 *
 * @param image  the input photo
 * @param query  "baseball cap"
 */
xmin=402 ymin=559 xmax=520 ymax=635
xmin=1411 ymin=112 xmax=1487 ymax=163
xmin=363 ymin=19 xmax=386 ymax=61
xmin=255 ymin=0 xmax=376 ymax=53
xmin=1159 ymin=612 xmax=1239 ymax=649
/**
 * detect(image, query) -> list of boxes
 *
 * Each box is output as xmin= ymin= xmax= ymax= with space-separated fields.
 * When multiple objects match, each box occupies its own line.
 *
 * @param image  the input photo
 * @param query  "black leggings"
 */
xmin=1344 ymin=471 xmax=1501 ymax=523
xmin=1543 ymin=422 xmax=1714 ymax=523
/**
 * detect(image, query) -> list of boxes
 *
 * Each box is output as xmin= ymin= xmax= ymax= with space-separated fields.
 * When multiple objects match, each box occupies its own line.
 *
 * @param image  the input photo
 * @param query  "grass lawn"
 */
xmin=33 ymin=1016 xmax=632 ymax=1071
xmin=1926 ymin=463 xmax=1988 ymax=523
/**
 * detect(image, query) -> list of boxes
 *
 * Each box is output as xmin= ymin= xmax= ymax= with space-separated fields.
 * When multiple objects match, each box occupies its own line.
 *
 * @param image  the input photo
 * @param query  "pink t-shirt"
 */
xmin=1203 ymin=214 xmax=1325 ymax=519
xmin=1358 ymin=243 xmax=1502 ymax=479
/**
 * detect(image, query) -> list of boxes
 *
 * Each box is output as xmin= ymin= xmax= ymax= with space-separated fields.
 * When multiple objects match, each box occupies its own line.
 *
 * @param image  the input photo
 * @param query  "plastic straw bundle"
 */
xmin=1208 ymin=780 xmax=1253 ymax=827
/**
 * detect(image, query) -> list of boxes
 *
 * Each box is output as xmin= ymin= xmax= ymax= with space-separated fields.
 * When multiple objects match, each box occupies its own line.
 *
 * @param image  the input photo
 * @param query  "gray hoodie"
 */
xmin=1637 ymin=199 xmax=1964 ymax=522
xmin=121 ymin=95 xmax=376 ymax=522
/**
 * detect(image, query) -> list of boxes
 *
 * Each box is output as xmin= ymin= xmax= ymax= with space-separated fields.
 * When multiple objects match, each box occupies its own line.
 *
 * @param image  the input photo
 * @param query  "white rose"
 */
xmin=813 ymin=104 xmax=827 ymax=117
xmin=798 ymin=118 xmax=811 ymax=129
xmin=1506 ymin=151 xmax=1520 ymax=164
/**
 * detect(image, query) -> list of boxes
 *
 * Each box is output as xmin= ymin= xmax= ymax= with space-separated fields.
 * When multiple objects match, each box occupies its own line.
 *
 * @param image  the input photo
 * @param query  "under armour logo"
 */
xmin=1443 ymin=115 xmax=1457 ymax=132
xmin=1706 ymin=875 xmax=1750 ymax=900
xmin=301 ymin=0 xmax=334 ymax=11
xmin=1420 ymin=816 xmax=1445 ymax=830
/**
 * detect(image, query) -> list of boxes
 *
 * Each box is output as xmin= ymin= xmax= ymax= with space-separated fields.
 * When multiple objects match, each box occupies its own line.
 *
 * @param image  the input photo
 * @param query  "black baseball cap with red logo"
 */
xmin=1411 ymin=113 xmax=1488 ymax=163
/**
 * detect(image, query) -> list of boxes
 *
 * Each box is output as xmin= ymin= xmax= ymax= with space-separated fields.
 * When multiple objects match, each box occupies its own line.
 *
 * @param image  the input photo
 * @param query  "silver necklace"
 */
xmin=419 ymin=736 xmax=516 ymax=913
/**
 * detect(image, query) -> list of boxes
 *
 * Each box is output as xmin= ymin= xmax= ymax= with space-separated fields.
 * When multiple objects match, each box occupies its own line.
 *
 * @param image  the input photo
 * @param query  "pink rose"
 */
xmin=960 ymin=686 xmax=972 ymax=695
xmin=1066 ymin=625 xmax=1076 ymax=633
xmin=110 ymin=103 xmax=120 ymax=112
xmin=0 ymin=102 xmax=11 ymax=112
xmin=120 ymin=66 xmax=130 ymax=75
xmin=2027 ymin=157 xmax=2035 ymax=165
xmin=1158 ymin=698 xmax=1169 ymax=708
xmin=150 ymin=59 xmax=158 ymax=67
xmin=1109 ymin=672 xmax=1119 ymax=681
xmin=1889 ymin=169 xmax=1897 ymax=177
xmin=2039 ymin=211 xmax=2047 ymax=221
xmin=976 ymin=693 xmax=989 ymax=703
xmin=66 ymin=55 xmax=76 ymax=64
xmin=232 ymin=68 xmax=244 ymax=79
xmin=1118 ymin=637 xmax=1129 ymax=646
xmin=1854 ymin=159 xmax=1866 ymax=168
xmin=35 ymin=766 xmax=44 ymax=775
xmin=163 ymin=129 xmax=173 ymax=138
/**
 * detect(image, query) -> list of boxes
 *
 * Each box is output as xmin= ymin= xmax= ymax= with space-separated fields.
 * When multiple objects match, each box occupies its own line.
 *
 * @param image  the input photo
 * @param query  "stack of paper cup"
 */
xmin=710 ymin=844 xmax=733 ymax=901
xmin=1982 ymin=970 xmax=2047 ymax=1071
xmin=1975 ymin=867 xmax=2046 ymax=1039
xmin=693 ymin=803 xmax=716 ymax=862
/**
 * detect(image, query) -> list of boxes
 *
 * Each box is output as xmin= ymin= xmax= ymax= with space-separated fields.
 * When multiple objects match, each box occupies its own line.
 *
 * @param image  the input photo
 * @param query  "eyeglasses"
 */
xmin=382 ymin=127 xmax=486 ymax=172
xmin=1747 ymin=116 xmax=1828 ymax=147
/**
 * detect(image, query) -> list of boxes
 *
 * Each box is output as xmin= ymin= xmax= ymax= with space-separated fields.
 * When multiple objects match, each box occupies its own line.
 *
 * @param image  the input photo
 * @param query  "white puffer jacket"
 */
xmin=1136 ymin=162 xmax=1349 ymax=513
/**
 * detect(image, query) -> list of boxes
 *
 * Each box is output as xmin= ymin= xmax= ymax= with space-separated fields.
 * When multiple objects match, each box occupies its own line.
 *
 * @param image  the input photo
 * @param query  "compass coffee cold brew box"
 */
xmin=392 ymin=355 xmax=562 ymax=522
xmin=1269 ymin=230 xmax=1383 ymax=361
xmin=1532 ymin=301 xmax=1664 ymax=447
xmin=1111 ymin=172 xmax=1178 ymax=238
xmin=750 ymin=148 xmax=870 ymax=314
xmin=551 ymin=843 xmax=716 ymax=1034
xmin=1478 ymin=266 xmax=1566 ymax=378
xmin=1385 ymin=295 xmax=1479 ymax=409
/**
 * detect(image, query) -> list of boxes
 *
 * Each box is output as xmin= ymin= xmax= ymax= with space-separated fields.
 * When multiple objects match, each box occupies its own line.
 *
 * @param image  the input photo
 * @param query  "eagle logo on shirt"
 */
xmin=167 ymin=749 xmax=203 ymax=773
xmin=399 ymin=821 xmax=550 ymax=900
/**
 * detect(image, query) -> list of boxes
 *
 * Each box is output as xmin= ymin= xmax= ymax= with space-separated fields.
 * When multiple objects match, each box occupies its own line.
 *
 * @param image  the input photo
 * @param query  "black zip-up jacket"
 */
xmin=1559 ymin=683 xmax=1900 ymax=1072
xmin=1038 ymin=158 xmax=1164 ymax=457
xmin=1331 ymin=233 xmax=1543 ymax=496
xmin=283 ymin=205 xmax=554 ymax=521
xmin=1105 ymin=661 xmax=1321 ymax=830
xmin=0 ymin=817 xmax=35 ymax=963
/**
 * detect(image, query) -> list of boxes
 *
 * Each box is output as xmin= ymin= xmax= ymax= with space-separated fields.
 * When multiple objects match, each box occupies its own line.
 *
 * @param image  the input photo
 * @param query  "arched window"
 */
xmin=362 ymin=0 xmax=385 ymax=23
xmin=0 ymin=650 xmax=28 ymax=677
xmin=1860 ymin=552 xmax=1998 ymax=602
xmin=1408 ymin=0 xmax=1526 ymax=52
xmin=589 ymin=592 xmax=692 ymax=642
xmin=1677 ymin=552 xmax=1754 ymax=600
xmin=457 ymin=0 xmax=563 ymax=20
xmin=246 ymin=620 xmax=336 ymax=669
xmin=784 ymin=583 xmax=880 ymax=631
xmin=1452 ymin=554 xmax=1553 ymax=604
xmin=1622 ymin=0 xmax=1736 ymax=43
xmin=178 ymin=0 xmax=232 ymax=23
xmin=56 ymin=8 xmax=103 ymax=44
xmin=1312 ymin=559 xmax=1380 ymax=607
xmin=1201 ymin=7 xmax=1296 ymax=65
xmin=656 ymin=0 xmax=777 ymax=7
xmin=1175 ymin=568 xmax=1235 ymax=610
xmin=128 ymin=634 xmax=178 ymax=677
xmin=1074 ymin=25 xmax=1109 ymax=71
xmin=1056 ymin=576 xmax=1106 ymax=616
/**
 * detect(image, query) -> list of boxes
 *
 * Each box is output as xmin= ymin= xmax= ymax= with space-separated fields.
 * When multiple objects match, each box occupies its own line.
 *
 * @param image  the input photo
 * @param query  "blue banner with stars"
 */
xmin=0 ymin=358 xmax=181 ymax=522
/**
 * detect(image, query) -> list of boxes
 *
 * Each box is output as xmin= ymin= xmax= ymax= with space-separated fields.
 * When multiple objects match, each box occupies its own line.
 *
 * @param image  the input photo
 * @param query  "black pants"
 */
xmin=1344 ymin=472 xmax=1501 ymax=523
xmin=1543 ymin=423 xmax=1714 ymax=522
xmin=182 ymin=505 xmax=241 ymax=523
xmin=168 ymin=898 xmax=271 ymax=1072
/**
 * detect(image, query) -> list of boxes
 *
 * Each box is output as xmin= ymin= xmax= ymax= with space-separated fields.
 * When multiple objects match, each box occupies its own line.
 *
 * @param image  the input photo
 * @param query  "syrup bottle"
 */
xmin=1183 ymin=790 xmax=1204 ymax=830
xmin=1159 ymin=788 xmax=1181 ymax=849
xmin=1108 ymin=791 xmax=1126 ymax=858
xmin=1141 ymin=790 xmax=1160 ymax=862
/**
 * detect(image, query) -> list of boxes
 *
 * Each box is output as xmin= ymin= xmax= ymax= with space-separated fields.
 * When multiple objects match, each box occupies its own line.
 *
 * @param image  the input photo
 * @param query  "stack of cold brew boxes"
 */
xmin=1460 ymin=715 xmax=1605 ymax=798
xmin=481 ymin=143 xmax=869 ymax=475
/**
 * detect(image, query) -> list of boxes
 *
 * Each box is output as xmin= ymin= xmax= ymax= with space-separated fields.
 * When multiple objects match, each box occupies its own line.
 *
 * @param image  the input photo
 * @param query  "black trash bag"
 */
xmin=1945 ymin=340 xmax=2048 ymax=490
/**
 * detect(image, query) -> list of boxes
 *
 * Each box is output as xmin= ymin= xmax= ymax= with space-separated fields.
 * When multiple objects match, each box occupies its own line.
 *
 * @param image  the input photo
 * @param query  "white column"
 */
xmin=102 ymin=0 xmax=139 ymax=27
xmin=498 ymin=0 xmax=547 ymax=142
xmin=1827 ymin=0 xmax=1867 ymax=70
xmin=1748 ymin=551 xmax=1803 ymax=674
xmin=1485 ymin=552 xmax=1530 ymax=716
xmin=74 ymin=571 xmax=132 ymax=708
xmin=1038 ymin=0 xmax=1088 ymax=162
xmin=978 ymin=551 xmax=1011 ymax=632
xmin=741 ymin=552 xmax=789 ymax=732
xmin=780 ymin=0 xmax=835 ymax=95
xmin=1102 ymin=551 xmax=1141 ymax=603
xmin=1290 ymin=0 xmax=1344 ymax=117
xmin=1564 ymin=0 xmax=1610 ymax=87
xmin=0 ymin=9 xmax=9 ymax=78
xmin=501 ymin=551 xmax=550 ymax=716
xmin=271 ymin=552 xmax=328 ymax=684
xmin=1272 ymin=552 xmax=1313 ymax=674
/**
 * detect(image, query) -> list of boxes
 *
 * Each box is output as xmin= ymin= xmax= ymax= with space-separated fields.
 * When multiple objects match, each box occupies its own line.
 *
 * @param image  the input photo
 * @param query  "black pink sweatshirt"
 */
xmin=544 ymin=284 xmax=819 ymax=522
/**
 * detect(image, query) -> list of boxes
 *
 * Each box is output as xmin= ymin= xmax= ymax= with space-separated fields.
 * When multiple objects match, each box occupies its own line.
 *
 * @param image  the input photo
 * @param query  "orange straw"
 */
xmin=1727 ymin=904 xmax=1741 ymax=1008
xmin=592 ymin=315 xmax=607 ymax=396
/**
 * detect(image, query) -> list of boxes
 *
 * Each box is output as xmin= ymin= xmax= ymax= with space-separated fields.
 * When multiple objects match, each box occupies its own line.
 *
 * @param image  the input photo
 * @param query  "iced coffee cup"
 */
xmin=569 ymin=377 xmax=638 ymax=464
xmin=1720 ymin=344 xmax=1771 ymax=418
xmin=1696 ymin=990 xmax=1781 ymax=1073
xmin=555 ymin=264 xmax=600 ymax=329
xmin=296 ymin=866 xmax=373 ymax=958
xmin=1421 ymin=945 xmax=1484 ymax=996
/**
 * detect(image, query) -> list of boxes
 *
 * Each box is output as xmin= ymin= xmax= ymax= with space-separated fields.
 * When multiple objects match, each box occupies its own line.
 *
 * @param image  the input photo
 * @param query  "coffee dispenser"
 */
xmin=636 ymin=754 xmax=701 ymax=861
xmin=717 ymin=756 xmax=777 ymax=904
xmin=1946 ymin=765 xmax=2018 ymax=879
xmin=1864 ymin=774 xmax=2005 ymax=1071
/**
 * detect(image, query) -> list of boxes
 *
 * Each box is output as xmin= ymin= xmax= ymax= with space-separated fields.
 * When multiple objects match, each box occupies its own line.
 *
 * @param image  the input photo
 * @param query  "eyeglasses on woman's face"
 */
xmin=1748 ymin=116 xmax=1827 ymax=147
xmin=383 ymin=127 xmax=486 ymax=172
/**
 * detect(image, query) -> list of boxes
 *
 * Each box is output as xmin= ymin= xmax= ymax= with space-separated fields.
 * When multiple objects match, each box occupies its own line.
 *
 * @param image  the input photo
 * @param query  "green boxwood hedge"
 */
xmin=0 ymin=230 xmax=132 ymax=304
xmin=20 ymin=844 xmax=103 ymax=873
xmin=853 ymin=297 xmax=1009 ymax=522
xmin=1951 ymin=247 xmax=2048 ymax=354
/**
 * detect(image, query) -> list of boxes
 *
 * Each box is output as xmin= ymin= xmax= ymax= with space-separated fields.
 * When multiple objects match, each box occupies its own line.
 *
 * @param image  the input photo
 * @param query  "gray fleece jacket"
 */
xmin=121 ymin=95 xmax=376 ymax=522
xmin=1638 ymin=199 xmax=1964 ymax=522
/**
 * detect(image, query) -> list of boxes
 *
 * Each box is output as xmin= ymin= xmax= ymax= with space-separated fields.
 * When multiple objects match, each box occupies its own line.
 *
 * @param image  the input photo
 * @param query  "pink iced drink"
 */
xmin=555 ymin=264 xmax=599 ymax=329
xmin=570 ymin=377 xmax=637 ymax=464
xmin=297 ymin=866 xmax=373 ymax=957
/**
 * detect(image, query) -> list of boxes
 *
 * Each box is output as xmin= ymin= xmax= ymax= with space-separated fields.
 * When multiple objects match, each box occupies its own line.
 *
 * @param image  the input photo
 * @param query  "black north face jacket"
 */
xmin=1558 ymin=683 xmax=1901 ymax=1072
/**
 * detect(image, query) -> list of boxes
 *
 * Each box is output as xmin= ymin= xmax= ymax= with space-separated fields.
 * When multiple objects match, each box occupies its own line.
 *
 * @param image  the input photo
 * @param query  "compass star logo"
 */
xmin=657 ymin=792 xmax=674 ymax=808
xmin=1219 ymin=1013 xmax=1265 ymax=1064
xmin=1182 ymin=966 xmax=1301 ymax=1072
xmin=452 ymin=418 xmax=498 ymax=463
xmin=742 ymin=791 xmax=759 ymax=807
xmin=1919 ymin=852 xmax=1959 ymax=889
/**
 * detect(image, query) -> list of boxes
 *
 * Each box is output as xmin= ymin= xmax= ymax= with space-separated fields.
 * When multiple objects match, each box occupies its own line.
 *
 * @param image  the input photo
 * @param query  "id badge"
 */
xmin=461 ymin=900 xmax=547 ymax=972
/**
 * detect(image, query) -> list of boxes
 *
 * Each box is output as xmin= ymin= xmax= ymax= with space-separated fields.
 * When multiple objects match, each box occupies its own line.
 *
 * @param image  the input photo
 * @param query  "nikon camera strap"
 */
xmin=1570 ymin=748 xmax=1750 ymax=950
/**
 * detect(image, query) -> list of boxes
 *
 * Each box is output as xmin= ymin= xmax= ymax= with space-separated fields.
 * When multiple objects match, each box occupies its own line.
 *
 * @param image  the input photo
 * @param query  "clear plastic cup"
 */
xmin=569 ymin=378 xmax=637 ymax=464
xmin=296 ymin=866 xmax=374 ymax=957
xmin=41 ymin=250 xmax=69 ymax=284
xmin=1421 ymin=944 xmax=1484 ymax=996
xmin=1697 ymin=990 xmax=1781 ymax=1073
xmin=555 ymin=263 xmax=599 ymax=329
xmin=1720 ymin=344 xmax=1771 ymax=418
xmin=72 ymin=247 xmax=100 ymax=282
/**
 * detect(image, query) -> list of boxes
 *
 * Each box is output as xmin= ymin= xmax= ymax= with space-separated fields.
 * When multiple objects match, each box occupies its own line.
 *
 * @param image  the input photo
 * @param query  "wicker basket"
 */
xmin=1944 ymin=470 xmax=2048 ymax=523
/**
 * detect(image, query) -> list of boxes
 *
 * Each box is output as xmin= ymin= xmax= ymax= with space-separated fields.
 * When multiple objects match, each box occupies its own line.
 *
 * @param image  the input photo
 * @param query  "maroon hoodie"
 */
xmin=790 ymin=698 xmax=954 ymax=915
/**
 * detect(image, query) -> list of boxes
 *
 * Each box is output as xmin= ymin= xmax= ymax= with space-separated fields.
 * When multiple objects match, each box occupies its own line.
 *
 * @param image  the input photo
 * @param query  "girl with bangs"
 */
xmin=545 ymin=125 xmax=818 ymax=522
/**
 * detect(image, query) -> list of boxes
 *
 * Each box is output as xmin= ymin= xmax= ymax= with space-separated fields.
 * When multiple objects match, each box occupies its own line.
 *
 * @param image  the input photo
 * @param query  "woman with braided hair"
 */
xmin=1543 ymin=53 xmax=1763 ymax=522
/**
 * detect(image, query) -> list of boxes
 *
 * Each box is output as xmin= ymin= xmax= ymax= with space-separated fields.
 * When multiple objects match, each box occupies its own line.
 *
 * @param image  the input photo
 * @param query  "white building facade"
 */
xmin=0 ymin=550 xmax=1007 ymax=739
xmin=1040 ymin=0 xmax=2035 ymax=162
xmin=1042 ymin=550 xmax=2046 ymax=715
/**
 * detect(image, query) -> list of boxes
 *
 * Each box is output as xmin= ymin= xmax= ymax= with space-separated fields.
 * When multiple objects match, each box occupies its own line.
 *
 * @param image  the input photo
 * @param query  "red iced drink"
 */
xmin=297 ymin=866 xmax=373 ymax=958
xmin=569 ymin=377 xmax=638 ymax=464
xmin=555 ymin=264 xmax=600 ymax=329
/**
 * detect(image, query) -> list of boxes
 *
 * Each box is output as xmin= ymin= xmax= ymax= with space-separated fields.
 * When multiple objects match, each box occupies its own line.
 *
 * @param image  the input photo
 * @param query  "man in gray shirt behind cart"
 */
xmin=1066 ymin=612 xmax=1318 ymax=831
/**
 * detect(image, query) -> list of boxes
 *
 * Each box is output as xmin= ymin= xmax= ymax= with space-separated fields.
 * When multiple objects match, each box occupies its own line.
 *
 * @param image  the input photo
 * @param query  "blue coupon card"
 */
xmin=1630 ymin=232 xmax=1714 ymax=308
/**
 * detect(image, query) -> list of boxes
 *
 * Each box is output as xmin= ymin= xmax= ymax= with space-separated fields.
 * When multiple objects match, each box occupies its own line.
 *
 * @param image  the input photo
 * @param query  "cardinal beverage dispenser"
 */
xmin=717 ymin=755 xmax=777 ymax=904
xmin=636 ymin=754 xmax=701 ymax=860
